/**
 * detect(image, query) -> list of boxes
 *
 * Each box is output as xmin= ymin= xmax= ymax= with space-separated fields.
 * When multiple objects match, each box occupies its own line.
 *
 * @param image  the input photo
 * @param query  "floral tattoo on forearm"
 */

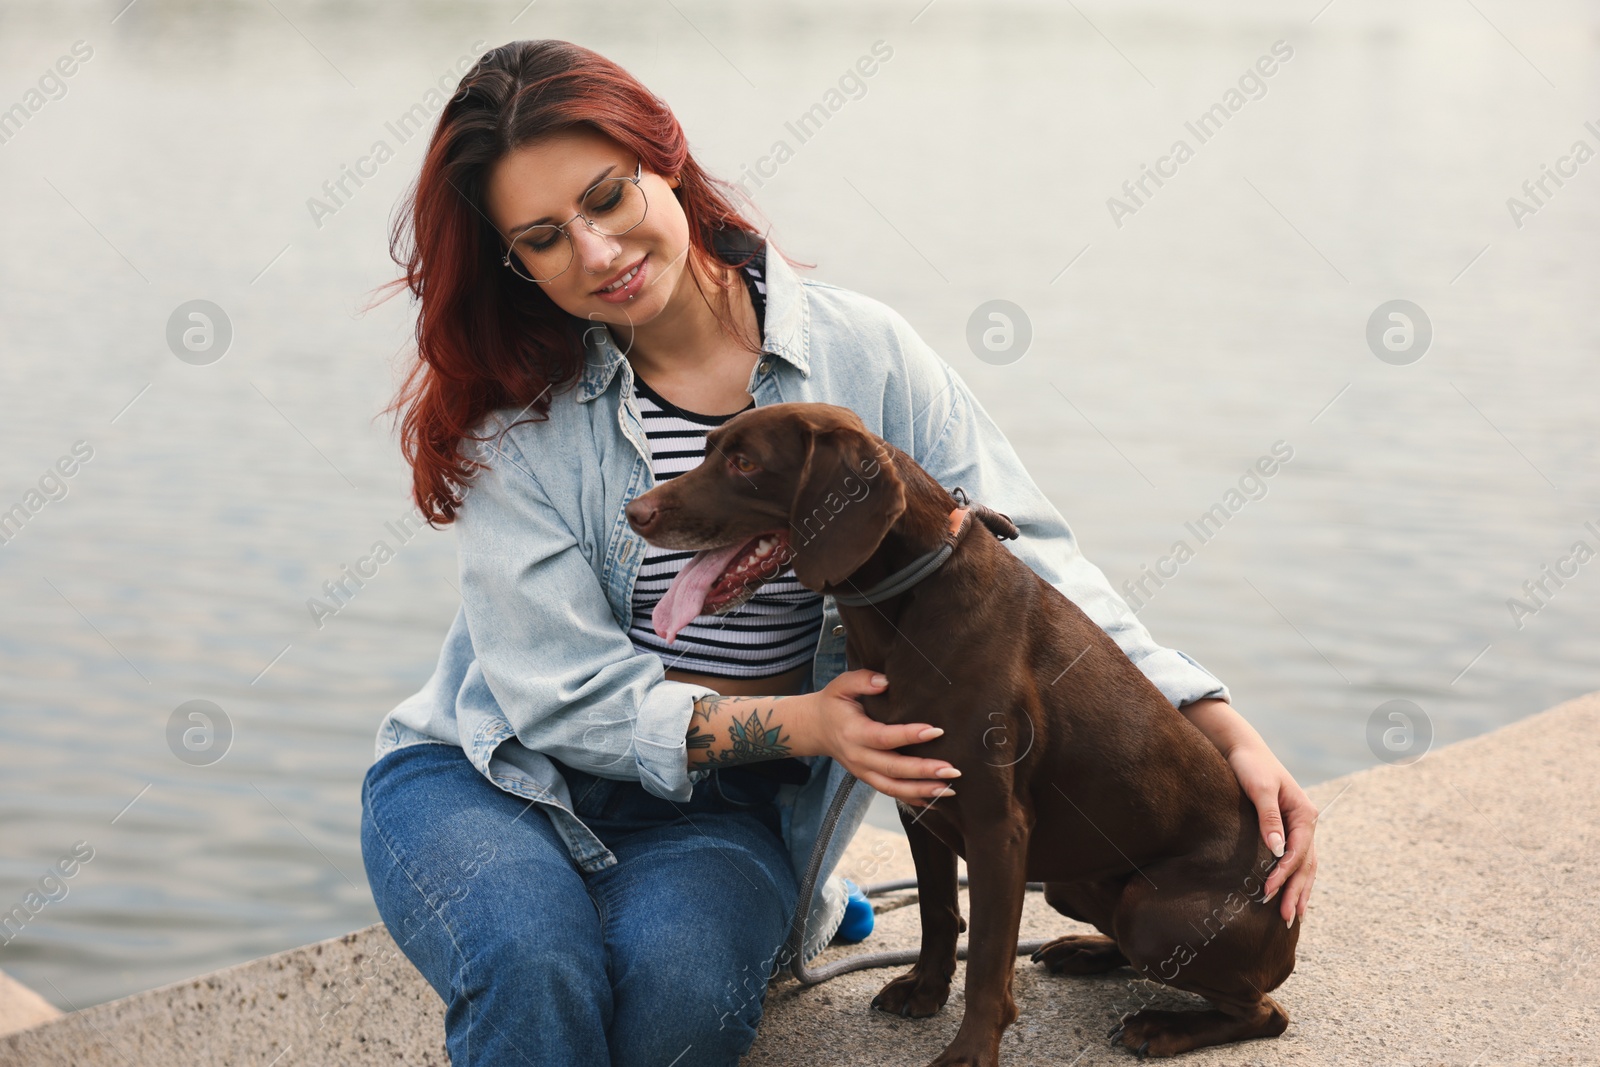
xmin=687 ymin=694 xmax=793 ymax=770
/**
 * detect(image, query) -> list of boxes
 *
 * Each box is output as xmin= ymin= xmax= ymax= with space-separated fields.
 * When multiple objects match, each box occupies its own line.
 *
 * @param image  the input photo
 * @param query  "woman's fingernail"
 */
xmin=1287 ymin=913 xmax=1295 ymax=930
xmin=936 ymin=767 xmax=962 ymax=778
xmin=1268 ymin=832 xmax=1284 ymax=857
xmin=935 ymin=787 xmax=956 ymax=797
xmin=1262 ymin=885 xmax=1279 ymax=905
xmin=872 ymin=673 xmax=888 ymax=686
xmin=919 ymin=727 xmax=944 ymax=740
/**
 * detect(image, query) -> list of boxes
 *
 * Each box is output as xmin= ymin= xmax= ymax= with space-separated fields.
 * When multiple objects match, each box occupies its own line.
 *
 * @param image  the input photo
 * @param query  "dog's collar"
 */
xmin=830 ymin=497 xmax=977 ymax=608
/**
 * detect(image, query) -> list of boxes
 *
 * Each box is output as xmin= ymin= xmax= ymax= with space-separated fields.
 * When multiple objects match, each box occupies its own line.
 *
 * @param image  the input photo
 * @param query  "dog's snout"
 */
xmin=625 ymin=496 xmax=658 ymax=534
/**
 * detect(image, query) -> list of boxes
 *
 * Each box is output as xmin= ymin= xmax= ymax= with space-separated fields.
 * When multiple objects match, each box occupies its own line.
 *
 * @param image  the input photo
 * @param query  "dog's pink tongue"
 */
xmin=653 ymin=540 xmax=750 ymax=644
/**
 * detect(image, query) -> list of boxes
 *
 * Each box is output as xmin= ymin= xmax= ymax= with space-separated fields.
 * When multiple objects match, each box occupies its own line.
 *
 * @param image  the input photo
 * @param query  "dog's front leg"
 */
xmin=932 ymin=798 xmax=1031 ymax=1067
xmin=871 ymin=806 xmax=963 ymax=1018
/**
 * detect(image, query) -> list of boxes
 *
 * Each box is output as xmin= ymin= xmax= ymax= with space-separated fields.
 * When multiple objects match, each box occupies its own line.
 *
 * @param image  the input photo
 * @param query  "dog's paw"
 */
xmin=1111 ymin=1002 xmax=1290 ymax=1057
xmin=926 ymin=1050 xmax=999 ymax=1067
xmin=1032 ymin=933 xmax=1128 ymax=975
xmin=1111 ymin=1009 xmax=1211 ymax=1058
xmin=871 ymin=968 xmax=951 ymax=1018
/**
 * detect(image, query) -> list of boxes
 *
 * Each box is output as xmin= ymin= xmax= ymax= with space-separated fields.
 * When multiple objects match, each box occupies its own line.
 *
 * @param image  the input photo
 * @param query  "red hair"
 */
xmin=373 ymin=39 xmax=808 ymax=525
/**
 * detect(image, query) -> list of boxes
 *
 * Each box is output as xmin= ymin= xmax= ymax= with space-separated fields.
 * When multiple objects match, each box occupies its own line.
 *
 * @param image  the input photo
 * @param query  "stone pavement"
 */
xmin=2 ymin=691 xmax=1596 ymax=1066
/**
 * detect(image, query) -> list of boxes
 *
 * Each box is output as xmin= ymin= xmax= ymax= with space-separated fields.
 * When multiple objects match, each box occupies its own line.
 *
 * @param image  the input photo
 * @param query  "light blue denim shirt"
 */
xmin=373 ymin=237 xmax=1230 ymax=963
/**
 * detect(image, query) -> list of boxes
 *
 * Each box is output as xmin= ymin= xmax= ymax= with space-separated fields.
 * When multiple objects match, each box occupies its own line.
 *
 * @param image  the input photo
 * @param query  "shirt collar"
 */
xmin=576 ymin=231 xmax=810 ymax=403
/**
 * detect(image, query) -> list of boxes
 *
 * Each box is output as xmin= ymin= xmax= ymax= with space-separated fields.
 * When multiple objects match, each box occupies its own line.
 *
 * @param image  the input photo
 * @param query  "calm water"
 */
xmin=1 ymin=0 xmax=1596 ymax=1010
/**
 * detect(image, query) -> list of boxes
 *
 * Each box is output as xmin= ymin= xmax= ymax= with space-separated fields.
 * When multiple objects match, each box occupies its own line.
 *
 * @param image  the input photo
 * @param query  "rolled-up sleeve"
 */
xmin=455 ymin=427 xmax=719 ymax=802
xmin=892 ymin=316 xmax=1231 ymax=709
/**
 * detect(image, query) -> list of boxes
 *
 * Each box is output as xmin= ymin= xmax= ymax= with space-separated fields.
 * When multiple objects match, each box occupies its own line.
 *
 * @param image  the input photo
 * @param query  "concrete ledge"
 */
xmin=0 ymin=969 xmax=60 ymax=1039
xmin=3 ymin=692 xmax=1596 ymax=1066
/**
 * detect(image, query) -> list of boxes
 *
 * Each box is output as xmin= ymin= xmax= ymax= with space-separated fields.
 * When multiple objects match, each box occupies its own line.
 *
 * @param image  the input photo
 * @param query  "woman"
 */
xmin=359 ymin=38 xmax=1318 ymax=1067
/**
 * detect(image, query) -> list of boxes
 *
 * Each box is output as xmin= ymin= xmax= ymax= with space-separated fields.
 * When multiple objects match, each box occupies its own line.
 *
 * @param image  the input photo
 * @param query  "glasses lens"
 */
xmin=505 ymin=174 xmax=647 ymax=282
xmin=581 ymin=176 xmax=646 ymax=236
xmin=508 ymin=225 xmax=568 ymax=282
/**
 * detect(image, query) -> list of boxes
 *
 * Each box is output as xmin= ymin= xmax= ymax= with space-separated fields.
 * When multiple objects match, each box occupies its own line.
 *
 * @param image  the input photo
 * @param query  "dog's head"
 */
xmin=626 ymin=403 xmax=906 ymax=629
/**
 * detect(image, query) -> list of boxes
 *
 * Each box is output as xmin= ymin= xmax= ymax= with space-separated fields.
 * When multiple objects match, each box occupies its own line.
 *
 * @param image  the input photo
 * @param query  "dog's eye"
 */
xmin=730 ymin=454 xmax=760 ymax=474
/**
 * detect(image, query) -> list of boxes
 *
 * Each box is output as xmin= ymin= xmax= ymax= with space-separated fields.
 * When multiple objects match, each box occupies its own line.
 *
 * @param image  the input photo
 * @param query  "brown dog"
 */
xmin=625 ymin=402 xmax=1298 ymax=1063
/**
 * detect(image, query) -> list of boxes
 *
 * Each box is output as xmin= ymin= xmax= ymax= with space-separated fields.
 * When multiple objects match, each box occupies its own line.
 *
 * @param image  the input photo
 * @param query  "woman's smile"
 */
xmin=592 ymin=253 xmax=647 ymax=302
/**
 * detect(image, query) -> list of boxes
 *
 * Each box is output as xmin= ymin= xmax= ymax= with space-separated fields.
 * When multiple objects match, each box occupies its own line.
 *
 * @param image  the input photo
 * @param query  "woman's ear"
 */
xmin=788 ymin=426 xmax=905 ymax=590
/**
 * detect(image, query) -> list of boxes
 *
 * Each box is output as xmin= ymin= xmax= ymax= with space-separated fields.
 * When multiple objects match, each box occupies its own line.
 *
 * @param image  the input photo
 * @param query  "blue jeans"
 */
xmin=359 ymin=741 xmax=800 ymax=1067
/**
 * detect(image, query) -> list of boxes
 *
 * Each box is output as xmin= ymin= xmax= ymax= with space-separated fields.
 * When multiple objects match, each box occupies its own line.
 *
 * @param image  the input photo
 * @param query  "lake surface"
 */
xmin=1 ymin=0 xmax=1596 ymax=1010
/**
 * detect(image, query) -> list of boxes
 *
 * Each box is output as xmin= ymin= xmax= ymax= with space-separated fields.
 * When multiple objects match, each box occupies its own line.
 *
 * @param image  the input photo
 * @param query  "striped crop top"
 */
xmin=625 ymin=247 xmax=825 ymax=678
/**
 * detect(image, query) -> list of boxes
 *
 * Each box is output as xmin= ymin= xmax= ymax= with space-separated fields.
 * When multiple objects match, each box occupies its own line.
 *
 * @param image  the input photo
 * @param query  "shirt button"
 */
xmin=832 ymin=624 xmax=844 ymax=636
xmin=757 ymin=360 xmax=771 ymax=374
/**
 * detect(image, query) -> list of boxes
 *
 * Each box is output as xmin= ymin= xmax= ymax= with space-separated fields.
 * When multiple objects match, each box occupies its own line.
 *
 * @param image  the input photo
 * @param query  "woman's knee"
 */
xmin=437 ymin=922 xmax=614 ymax=1067
xmin=358 ymin=744 xmax=606 ymax=1001
xmin=366 ymin=815 xmax=615 ymax=1053
xmin=457 ymin=913 xmax=609 ymax=1005
xmin=606 ymin=940 xmax=783 ymax=1067
xmin=602 ymin=848 xmax=794 ymax=1061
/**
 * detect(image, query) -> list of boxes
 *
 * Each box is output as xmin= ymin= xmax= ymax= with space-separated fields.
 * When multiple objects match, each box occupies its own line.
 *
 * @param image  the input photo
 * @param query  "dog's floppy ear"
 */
xmin=788 ymin=424 xmax=905 ymax=590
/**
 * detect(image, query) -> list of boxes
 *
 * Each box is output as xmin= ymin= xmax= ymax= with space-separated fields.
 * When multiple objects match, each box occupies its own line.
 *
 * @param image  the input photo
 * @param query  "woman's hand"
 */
xmin=1227 ymin=739 xmax=1319 ymax=929
xmin=805 ymin=669 xmax=960 ymax=806
xmin=1179 ymin=697 xmax=1318 ymax=928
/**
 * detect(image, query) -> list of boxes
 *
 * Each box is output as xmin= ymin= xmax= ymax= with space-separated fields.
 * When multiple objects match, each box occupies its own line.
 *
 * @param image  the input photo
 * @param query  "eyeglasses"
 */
xmin=500 ymin=161 xmax=648 ymax=283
